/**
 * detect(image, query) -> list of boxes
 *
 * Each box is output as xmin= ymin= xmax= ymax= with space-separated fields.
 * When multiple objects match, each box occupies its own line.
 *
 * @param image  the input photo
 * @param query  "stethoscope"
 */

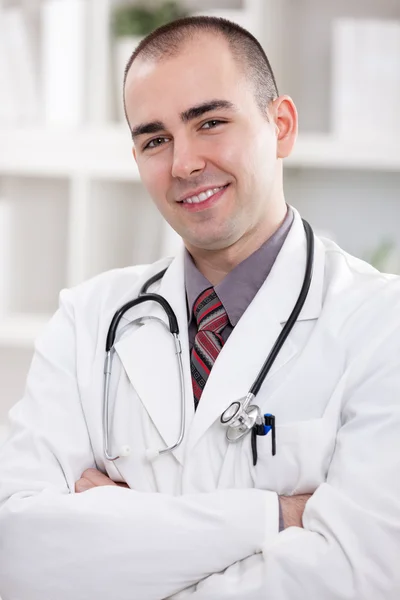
xmin=103 ymin=219 xmax=314 ymax=465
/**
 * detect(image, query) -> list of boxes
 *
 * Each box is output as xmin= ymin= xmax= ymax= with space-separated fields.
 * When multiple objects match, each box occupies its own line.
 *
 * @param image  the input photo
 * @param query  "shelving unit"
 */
xmin=0 ymin=314 xmax=50 ymax=347
xmin=0 ymin=127 xmax=138 ymax=179
xmin=1 ymin=0 xmax=400 ymax=431
xmin=3 ymin=128 xmax=400 ymax=176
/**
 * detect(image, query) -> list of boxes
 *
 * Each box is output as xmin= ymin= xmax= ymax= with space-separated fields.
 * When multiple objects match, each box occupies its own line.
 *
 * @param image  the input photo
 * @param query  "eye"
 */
xmin=201 ymin=119 xmax=224 ymax=130
xmin=144 ymin=137 xmax=169 ymax=150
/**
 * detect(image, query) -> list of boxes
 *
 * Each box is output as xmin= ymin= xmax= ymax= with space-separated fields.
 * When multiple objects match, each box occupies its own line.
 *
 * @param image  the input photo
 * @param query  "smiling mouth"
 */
xmin=179 ymin=185 xmax=229 ymax=205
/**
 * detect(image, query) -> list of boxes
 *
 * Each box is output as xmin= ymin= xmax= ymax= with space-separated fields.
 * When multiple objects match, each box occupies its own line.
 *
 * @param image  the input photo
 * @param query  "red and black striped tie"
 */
xmin=190 ymin=287 xmax=228 ymax=408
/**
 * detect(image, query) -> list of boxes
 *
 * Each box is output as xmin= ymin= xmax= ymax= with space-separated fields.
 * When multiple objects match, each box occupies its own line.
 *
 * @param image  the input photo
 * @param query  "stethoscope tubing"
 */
xmin=103 ymin=219 xmax=314 ymax=461
xmin=103 ymin=274 xmax=183 ymax=461
xmin=249 ymin=219 xmax=314 ymax=396
xmin=106 ymin=289 xmax=177 ymax=352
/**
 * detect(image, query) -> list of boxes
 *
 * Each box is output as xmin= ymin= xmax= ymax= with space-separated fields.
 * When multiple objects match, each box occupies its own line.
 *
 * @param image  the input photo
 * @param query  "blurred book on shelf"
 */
xmin=41 ymin=0 xmax=87 ymax=127
xmin=332 ymin=18 xmax=400 ymax=141
xmin=0 ymin=35 xmax=18 ymax=125
xmin=0 ymin=0 xmax=88 ymax=129
xmin=0 ymin=5 xmax=41 ymax=126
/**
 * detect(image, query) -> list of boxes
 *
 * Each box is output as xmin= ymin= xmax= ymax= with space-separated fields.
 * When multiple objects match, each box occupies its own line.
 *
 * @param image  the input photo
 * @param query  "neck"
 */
xmin=186 ymin=202 xmax=288 ymax=286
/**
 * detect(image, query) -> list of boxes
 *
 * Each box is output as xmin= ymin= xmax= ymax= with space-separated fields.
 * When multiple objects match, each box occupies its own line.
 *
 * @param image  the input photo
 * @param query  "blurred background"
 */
xmin=0 ymin=0 xmax=400 ymax=439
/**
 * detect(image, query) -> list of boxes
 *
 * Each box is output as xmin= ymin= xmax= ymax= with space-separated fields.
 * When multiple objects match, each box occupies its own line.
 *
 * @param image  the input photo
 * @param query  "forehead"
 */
xmin=124 ymin=33 xmax=248 ymax=123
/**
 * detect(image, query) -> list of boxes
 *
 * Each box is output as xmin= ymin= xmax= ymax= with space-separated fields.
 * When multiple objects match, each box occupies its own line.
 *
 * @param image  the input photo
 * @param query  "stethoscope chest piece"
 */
xmin=220 ymin=394 xmax=260 ymax=442
xmin=220 ymin=396 xmax=276 ymax=465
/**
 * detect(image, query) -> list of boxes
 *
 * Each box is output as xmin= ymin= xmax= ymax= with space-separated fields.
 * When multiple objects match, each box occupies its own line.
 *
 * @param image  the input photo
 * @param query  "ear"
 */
xmin=270 ymin=96 xmax=298 ymax=159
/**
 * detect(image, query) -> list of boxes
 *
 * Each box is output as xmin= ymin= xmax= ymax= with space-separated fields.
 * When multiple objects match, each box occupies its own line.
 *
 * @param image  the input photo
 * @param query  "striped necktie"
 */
xmin=190 ymin=287 xmax=229 ymax=408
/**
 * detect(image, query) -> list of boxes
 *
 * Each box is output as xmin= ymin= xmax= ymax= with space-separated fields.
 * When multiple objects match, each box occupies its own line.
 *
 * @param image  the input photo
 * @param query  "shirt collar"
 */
xmin=184 ymin=205 xmax=294 ymax=327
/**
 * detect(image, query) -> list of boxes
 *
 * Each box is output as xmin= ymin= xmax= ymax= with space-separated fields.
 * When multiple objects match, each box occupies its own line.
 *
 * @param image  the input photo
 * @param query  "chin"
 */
xmin=181 ymin=220 xmax=241 ymax=252
xmin=188 ymin=233 xmax=238 ymax=252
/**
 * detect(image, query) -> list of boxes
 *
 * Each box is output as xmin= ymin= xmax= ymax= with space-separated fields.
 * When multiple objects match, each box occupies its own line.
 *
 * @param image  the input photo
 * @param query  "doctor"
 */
xmin=1 ymin=15 xmax=400 ymax=600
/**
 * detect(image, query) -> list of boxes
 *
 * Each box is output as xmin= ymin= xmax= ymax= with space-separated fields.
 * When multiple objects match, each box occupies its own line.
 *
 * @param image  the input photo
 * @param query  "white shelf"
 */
xmin=2 ymin=128 xmax=400 ymax=177
xmin=0 ymin=314 xmax=50 ymax=347
xmin=288 ymin=134 xmax=400 ymax=172
xmin=0 ymin=126 xmax=140 ymax=180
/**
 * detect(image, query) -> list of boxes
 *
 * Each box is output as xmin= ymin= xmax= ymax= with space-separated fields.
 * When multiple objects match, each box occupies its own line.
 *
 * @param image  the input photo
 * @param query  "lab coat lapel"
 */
xmin=114 ymin=247 xmax=191 ymax=465
xmin=186 ymin=210 xmax=325 ymax=453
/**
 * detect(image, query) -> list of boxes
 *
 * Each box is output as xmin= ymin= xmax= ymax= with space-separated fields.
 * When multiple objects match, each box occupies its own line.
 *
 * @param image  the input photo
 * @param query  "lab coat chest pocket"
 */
xmin=250 ymin=415 xmax=338 ymax=496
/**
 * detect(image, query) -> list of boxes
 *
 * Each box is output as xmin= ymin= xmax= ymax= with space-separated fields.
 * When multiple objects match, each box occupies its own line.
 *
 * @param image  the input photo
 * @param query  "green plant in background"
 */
xmin=112 ymin=1 xmax=188 ymax=38
xmin=366 ymin=239 xmax=400 ymax=273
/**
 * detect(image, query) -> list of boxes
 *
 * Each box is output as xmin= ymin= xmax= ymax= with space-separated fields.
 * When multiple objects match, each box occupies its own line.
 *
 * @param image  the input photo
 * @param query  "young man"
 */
xmin=0 ymin=17 xmax=399 ymax=600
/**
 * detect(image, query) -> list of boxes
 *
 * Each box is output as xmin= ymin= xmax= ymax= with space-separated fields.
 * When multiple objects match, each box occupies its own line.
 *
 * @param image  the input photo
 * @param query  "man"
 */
xmin=0 ymin=16 xmax=399 ymax=600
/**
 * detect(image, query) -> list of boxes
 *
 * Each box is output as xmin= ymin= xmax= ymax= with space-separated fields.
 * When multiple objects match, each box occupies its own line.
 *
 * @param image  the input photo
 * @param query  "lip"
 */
xmin=176 ymin=184 xmax=228 ymax=204
xmin=179 ymin=184 xmax=230 ymax=212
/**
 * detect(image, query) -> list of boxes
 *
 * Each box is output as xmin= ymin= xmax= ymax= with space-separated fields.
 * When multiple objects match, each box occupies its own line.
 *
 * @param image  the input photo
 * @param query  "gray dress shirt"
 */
xmin=185 ymin=205 xmax=294 ymax=348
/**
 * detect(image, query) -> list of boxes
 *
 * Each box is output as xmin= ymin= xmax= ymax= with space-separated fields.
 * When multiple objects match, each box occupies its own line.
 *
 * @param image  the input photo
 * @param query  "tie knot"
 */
xmin=193 ymin=287 xmax=228 ymax=334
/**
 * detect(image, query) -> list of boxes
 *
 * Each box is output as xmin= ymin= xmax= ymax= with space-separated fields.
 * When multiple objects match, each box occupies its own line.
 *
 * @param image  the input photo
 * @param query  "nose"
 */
xmin=171 ymin=136 xmax=206 ymax=179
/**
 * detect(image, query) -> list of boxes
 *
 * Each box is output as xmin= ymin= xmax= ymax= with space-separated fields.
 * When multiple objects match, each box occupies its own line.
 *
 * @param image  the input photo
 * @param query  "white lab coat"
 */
xmin=0 ymin=210 xmax=400 ymax=600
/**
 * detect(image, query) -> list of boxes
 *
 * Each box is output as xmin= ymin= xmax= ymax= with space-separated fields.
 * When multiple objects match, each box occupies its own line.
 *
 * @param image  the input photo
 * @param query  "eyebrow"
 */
xmin=130 ymin=99 xmax=237 ymax=140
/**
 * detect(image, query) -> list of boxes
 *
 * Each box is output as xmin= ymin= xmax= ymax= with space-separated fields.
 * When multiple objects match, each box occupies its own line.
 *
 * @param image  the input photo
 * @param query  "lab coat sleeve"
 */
xmin=169 ymin=315 xmax=400 ymax=599
xmin=0 ymin=288 xmax=277 ymax=600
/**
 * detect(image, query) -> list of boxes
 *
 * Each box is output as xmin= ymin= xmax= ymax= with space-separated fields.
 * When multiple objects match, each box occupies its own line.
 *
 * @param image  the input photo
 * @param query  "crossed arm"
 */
xmin=75 ymin=468 xmax=311 ymax=530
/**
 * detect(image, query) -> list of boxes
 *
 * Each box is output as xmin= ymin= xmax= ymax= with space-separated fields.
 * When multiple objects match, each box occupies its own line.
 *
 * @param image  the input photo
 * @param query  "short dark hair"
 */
xmin=123 ymin=16 xmax=279 ymax=121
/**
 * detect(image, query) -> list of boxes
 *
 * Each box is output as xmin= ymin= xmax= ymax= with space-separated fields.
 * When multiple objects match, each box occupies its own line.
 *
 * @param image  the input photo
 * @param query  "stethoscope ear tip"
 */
xmin=145 ymin=447 xmax=160 ymax=462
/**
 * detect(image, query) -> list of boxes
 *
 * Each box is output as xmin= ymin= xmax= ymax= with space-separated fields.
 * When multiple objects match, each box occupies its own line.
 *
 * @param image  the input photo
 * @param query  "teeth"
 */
xmin=182 ymin=186 xmax=225 ymax=205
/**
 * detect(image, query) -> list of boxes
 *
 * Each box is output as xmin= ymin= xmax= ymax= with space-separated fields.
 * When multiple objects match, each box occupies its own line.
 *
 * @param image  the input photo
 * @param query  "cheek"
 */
xmin=212 ymin=125 xmax=269 ymax=179
xmin=255 ymin=128 xmax=277 ymax=163
xmin=207 ymin=135 xmax=247 ymax=181
xmin=246 ymin=133 xmax=277 ymax=183
xmin=137 ymin=155 xmax=171 ymax=204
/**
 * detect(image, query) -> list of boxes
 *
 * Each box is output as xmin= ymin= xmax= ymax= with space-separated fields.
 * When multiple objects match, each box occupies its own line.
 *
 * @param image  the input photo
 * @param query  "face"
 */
xmin=125 ymin=33 xmax=296 ymax=252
